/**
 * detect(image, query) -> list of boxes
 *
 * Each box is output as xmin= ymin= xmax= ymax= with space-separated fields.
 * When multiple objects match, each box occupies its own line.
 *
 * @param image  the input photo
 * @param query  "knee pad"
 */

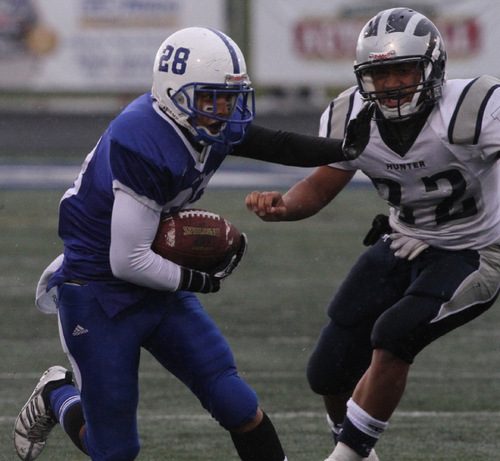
xmin=307 ymin=351 xmax=359 ymax=395
xmin=371 ymin=312 xmax=416 ymax=363
xmin=307 ymin=320 xmax=372 ymax=395
xmin=209 ymin=371 xmax=258 ymax=430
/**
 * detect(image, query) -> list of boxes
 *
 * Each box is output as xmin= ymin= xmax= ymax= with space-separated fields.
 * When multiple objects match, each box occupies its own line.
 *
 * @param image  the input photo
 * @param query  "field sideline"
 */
xmin=1 ymin=186 xmax=500 ymax=460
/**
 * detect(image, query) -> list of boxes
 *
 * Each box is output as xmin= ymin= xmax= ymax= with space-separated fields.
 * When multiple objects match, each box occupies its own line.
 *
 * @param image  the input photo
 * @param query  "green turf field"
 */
xmin=1 ymin=185 xmax=500 ymax=460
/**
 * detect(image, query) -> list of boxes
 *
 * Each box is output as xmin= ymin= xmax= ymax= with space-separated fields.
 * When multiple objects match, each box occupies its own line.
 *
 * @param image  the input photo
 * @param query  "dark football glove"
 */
xmin=178 ymin=267 xmax=221 ymax=293
xmin=342 ymin=102 xmax=375 ymax=160
xmin=363 ymin=214 xmax=392 ymax=246
xmin=211 ymin=232 xmax=248 ymax=279
xmin=178 ymin=233 xmax=248 ymax=293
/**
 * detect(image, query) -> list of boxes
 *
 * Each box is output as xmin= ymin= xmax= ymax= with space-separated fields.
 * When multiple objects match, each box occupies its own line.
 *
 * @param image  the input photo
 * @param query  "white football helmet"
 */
xmin=354 ymin=8 xmax=446 ymax=121
xmin=152 ymin=27 xmax=255 ymax=146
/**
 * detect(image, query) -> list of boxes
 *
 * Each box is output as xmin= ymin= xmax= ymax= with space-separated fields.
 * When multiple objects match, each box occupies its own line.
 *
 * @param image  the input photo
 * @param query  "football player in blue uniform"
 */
xmin=246 ymin=8 xmax=500 ymax=461
xmin=13 ymin=27 xmax=369 ymax=461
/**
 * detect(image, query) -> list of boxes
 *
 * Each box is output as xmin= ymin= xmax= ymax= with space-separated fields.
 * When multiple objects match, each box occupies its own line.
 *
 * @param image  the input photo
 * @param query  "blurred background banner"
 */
xmin=1 ymin=0 xmax=498 ymax=94
xmin=1 ymin=0 xmax=498 ymax=95
xmin=0 ymin=0 xmax=225 ymax=91
xmin=251 ymin=0 xmax=499 ymax=89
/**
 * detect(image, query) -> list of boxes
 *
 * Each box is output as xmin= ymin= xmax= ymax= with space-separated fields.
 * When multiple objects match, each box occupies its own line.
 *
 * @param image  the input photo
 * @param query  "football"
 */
xmin=152 ymin=209 xmax=242 ymax=272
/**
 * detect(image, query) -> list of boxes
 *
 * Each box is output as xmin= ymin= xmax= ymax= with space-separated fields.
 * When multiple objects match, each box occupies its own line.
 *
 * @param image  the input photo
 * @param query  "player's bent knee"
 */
xmin=371 ymin=338 xmax=415 ymax=363
xmin=306 ymin=354 xmax=357 ymax=395
xmin=307 ymin=369 xmax=357 ymax=396
xmin=210 ymin=373 xmax=258 ymax=430
xmin=371 ymin=327 xmax=416 ymax=364
xmin=371 ymin=315 xmax=418 ymax=363
xmin=306 ymin=355 xmax=328 ymax=394
xmin=307 ymin=371 xmax=329 ymax=395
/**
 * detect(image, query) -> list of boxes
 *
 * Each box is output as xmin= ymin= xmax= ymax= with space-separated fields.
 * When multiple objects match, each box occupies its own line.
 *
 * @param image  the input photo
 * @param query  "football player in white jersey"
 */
xmin=246 ymin=7 xmax=500 ymax=461
xmin=13 ymin=27 xmax=369 ymax=461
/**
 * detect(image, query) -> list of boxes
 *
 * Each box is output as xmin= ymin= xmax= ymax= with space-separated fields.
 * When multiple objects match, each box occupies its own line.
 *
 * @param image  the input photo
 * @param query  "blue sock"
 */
xmin=49 ymin=384 xmax=81 ymax=431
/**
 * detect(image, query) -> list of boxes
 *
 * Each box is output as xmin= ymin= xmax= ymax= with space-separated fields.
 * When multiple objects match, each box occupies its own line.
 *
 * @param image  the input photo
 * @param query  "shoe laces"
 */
xmin=26 ymin=396 xmax=56 ymax=442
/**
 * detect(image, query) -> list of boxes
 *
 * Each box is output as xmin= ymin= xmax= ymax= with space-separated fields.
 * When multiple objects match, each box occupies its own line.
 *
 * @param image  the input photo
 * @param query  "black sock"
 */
xmin=61 ymin=402 xmax=87 ymax=453
xmin=337 ymin=417 xmax=377 ymax=458
xmin=230 ymin=412 xmax=285 ymax=461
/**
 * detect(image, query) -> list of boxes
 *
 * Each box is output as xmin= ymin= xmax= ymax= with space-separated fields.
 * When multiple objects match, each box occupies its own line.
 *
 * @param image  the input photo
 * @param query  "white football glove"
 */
xmin=36 ymin=254 xmax=64 ymax=314
xmin=389 ymin=233 xmax=429 ymax=261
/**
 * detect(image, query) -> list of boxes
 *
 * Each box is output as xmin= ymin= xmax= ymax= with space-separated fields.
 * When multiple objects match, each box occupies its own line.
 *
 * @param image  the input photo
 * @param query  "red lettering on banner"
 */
xmin=294 ymin=19 xmax=363 ymax=59
xmin=439 ymin=20 xmax=480 ymax=56
xmin=294 ymin=17 xmax=481 ymax=60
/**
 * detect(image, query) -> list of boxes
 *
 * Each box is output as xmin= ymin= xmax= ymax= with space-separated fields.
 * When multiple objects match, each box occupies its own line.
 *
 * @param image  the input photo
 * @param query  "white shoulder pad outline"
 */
xmin=324 ymin=86 xmax=360 ymax=139
xmin=448 ymin=75 xmax=500 ymax=145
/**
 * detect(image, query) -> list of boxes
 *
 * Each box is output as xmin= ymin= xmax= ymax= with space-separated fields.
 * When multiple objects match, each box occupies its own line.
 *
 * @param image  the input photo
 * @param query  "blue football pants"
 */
xmin=57 ymin=284 xmax=258 ymax=461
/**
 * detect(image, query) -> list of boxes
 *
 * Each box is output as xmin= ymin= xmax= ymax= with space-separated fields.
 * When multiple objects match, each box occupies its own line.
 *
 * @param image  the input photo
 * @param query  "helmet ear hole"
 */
xmin=174 ymin=93 xmax=185 ymax=105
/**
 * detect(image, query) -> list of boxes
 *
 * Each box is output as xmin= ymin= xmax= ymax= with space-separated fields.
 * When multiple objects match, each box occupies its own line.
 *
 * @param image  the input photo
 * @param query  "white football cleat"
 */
xmin=14 ymin=366 xmax=73 ymax=460
xmin=324 ymin=442 xmax=379 ymax=461
xmin=365 ymin=449 xmax=379 ymax=461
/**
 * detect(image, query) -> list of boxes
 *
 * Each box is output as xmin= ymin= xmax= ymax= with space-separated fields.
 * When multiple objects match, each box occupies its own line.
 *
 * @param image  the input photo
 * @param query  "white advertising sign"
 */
xmin=3 ymin=0 xmax=498 ymax=93
xmin=0 ymin=0 xmax=225 ymax=91
xmin=251 ymin=0 xmax=500 ymax=88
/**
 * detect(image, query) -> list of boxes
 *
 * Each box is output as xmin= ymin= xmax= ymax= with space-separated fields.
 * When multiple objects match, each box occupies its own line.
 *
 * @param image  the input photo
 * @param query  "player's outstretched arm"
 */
xmin=232 ymin=102 xmax=374 ymax=166
xmin=247 ymin=166 xmax=355 ymax=222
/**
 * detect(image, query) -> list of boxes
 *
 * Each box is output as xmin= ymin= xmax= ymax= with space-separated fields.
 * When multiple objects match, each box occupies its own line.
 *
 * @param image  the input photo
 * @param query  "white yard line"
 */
xmin=2 ymin=369 xmax=500 ymax=380
xmin=0 ymin=410 xmax=499 ymax=425
xmin=0 ymin=165 xmax=370 ymax=189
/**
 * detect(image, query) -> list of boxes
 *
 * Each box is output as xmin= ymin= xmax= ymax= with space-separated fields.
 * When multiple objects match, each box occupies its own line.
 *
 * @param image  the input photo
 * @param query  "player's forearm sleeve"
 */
xmin=109 ymin=188 xmax=182 ymax=291
xmin=231 ymin=124 xmax=345 ymax=166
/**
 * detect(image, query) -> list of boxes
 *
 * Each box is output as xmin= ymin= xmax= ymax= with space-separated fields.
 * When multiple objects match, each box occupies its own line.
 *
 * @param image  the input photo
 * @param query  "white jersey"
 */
xmin=321 ymin=76 xmax=500 ymax=250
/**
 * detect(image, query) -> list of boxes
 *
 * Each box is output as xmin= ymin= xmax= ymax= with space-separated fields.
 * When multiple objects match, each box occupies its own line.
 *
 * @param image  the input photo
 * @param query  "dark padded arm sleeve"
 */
xmin=231 ymin=124 xmax=345 ymax=167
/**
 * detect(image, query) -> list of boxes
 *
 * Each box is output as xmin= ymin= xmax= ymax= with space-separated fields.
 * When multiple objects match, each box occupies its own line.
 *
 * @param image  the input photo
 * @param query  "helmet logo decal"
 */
xmin=386 ymin=8 xmax=415 ymax=33
xmin=225 ymin=73 xmax=250 ymax=85
xmin=369 ymin=50 xmax=396 ymax=61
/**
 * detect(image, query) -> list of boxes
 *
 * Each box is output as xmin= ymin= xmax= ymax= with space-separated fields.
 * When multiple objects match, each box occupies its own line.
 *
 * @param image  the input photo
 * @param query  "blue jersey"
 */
xmin=49 ymin=93 xmax=232 ymax=317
